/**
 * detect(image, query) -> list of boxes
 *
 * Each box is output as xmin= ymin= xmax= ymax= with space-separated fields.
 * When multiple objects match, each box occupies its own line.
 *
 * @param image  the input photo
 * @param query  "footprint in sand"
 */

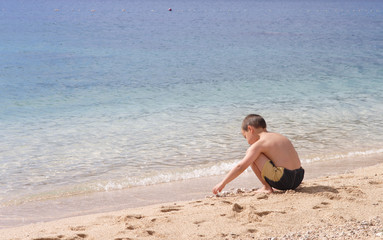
xmin=190 ymin=200 xmax=204 ymax=207
xmin=257 ymin=194 xmax=268 ymax=200
xmin=193 ymin=220 xmax=206 ymax=226
xmin=313 ymin=201 xmax=330 ymax=209
xmin=33 ymin=233 xmax=87 ymax=240
xmin=369 ymin=180 xmax=383 ymax=185
xmin=254 ymin=211 xmax=272 ymax=217
xmin=232 ymin=203 xmax=244 ymax=213
xmin=160 ymin=205 xmax=183 ymax=213
xmin=118 ymin=214 xmax=145 ymax=222
xmin=126 ymin=225 xmax=135 ymax=230
xmin=342 ymin=186 xmax=365 ymax=197
xmin=70 ymin=226 xmax=87 ymax=231
xmin=317 ymin=192 xmax=341 ymax=200
xmin=33 ymin=238 xmax=61 ymax=240
xmin=116 ymin=214 xmax=145 ymax=231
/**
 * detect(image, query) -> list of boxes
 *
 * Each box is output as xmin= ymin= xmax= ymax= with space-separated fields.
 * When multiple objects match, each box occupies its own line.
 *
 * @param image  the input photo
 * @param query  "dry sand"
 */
xmin=2 ymin=163 xmax=383 ymax=240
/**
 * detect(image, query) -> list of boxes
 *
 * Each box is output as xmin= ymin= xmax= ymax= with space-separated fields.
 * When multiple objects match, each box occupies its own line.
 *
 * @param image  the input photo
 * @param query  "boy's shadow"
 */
xmin=295 ymin=184 xmax=339 ymax=194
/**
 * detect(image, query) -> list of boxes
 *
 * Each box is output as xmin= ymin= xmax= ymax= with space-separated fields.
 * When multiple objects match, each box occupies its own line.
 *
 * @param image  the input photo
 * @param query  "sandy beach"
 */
xmin=2 ymin=0 xmax=383 ymax=239
xmin=2 ymin=162 xmax=383 ymax=240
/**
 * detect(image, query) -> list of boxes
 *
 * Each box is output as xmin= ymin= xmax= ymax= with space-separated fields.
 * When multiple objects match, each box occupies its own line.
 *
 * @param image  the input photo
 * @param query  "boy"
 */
xmin=212 ymin=114 xmax=304 ymax=194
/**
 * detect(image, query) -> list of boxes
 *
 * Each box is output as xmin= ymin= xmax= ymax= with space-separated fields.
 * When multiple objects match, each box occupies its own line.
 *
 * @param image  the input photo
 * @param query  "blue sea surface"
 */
xmin=0 ymin=0 xmax=383 ymax=206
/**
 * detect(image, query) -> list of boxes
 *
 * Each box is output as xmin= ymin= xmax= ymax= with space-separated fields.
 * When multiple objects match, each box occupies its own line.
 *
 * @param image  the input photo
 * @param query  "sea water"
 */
xmin=0 ymin=0 xmax=382 ymax=208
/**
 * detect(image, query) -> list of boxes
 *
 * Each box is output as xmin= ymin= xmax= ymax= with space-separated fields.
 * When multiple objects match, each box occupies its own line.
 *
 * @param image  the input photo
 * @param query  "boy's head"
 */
xmin=241 ymin=114 xmax=267 ymax=131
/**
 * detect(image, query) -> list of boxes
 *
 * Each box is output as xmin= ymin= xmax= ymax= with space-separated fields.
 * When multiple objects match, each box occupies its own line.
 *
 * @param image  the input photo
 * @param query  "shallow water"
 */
xmin=0 ymin=0 xmax=382 ymax=206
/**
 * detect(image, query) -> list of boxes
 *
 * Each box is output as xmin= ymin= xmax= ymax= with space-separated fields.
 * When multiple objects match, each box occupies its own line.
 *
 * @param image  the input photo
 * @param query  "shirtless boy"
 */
xmin=212 ymin=114 xmax=304 ymax=194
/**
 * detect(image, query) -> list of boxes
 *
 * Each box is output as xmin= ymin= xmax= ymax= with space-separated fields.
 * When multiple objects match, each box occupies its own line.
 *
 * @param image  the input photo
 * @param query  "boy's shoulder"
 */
xmin=260 ymin=131 xmax=278 ymax=139
xmin=261 ymin=132 xmax=288 ymax=143
xmin=264 ymin=131 xmax=285 ymax=138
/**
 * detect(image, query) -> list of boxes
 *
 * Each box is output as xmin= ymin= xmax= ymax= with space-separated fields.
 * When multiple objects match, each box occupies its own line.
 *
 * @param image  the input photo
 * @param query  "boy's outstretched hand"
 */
xmin=212 ymin=181 xmax=226 ymax=195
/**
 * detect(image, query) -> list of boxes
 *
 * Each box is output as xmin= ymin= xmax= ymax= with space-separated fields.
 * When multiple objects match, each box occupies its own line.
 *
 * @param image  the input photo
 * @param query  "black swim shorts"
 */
xmin=261 ymin=160 xmax=305 ymax=190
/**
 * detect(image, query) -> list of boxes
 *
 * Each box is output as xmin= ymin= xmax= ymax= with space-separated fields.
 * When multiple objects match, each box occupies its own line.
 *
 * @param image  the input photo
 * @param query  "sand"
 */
xmin=2 ymin=163 xmax=383 ymax=240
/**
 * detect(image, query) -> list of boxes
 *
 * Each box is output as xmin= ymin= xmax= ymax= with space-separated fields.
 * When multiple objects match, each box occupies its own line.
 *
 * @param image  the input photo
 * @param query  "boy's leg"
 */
xmin=250 ymin=153 xmax=273 ymax=193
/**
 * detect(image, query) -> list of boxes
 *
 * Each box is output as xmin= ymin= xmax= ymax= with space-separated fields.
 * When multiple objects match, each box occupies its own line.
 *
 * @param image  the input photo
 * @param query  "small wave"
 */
xmin=96 ymin=161 xmax=237 ymax=191
xmin=302 ymin=148 xmax=383 ymax=163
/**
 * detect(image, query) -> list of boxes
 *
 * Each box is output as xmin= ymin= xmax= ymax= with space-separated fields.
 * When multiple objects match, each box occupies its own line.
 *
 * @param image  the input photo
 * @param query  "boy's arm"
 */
xmin=212 ymin=143 xmax=262 ymax=194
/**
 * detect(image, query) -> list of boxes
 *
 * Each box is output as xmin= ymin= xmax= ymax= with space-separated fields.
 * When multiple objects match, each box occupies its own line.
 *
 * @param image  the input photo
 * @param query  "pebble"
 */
xmin=235 ymin=188 xmax=246 ymax=194
xmin=218 ymin=191 xmax=231 ymax=197
xmin=264 ymin=216 xmax=382 ymax=240
xmin=208 ymin=188 xmax=254 ymax=198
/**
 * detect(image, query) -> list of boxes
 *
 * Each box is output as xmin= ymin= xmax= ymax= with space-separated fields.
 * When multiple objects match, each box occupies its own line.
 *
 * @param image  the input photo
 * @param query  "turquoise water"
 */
xmin=0 ymin=0 xmax=383 ymax=206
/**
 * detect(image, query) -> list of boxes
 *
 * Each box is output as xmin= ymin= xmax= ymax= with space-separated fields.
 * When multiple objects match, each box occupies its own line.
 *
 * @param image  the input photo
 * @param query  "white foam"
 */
xmin=97 ymin=181 xmax=123 ymax=192
xmin=302 ymin=148 xmax=383 ymax=163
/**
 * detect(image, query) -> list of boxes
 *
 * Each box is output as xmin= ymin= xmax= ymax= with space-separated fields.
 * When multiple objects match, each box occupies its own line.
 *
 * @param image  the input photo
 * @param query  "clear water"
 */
xmin=1 ymin=0 xmax=382 ymax=206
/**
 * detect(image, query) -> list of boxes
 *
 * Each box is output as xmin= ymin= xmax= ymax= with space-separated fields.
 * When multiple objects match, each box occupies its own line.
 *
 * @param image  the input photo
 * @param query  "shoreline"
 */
xmin=1 ymin=157 xmax=382 ymax=239
xmin=1 ymin=154 xmax=382 ymax=231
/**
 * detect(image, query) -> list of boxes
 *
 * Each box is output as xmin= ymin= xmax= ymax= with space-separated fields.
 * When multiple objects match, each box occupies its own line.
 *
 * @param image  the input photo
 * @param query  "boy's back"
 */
xmin=254 ymin=132 xmax=301 ymax=170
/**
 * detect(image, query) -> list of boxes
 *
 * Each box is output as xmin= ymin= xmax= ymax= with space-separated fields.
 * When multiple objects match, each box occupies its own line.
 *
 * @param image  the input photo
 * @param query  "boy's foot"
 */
xmin=255 ymin=186 xmax=273 ymax=193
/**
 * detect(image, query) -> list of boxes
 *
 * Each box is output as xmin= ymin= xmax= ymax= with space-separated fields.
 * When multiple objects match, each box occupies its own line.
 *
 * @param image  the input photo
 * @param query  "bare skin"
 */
xmin=212 ymin=126 xmax=301 ymax=195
